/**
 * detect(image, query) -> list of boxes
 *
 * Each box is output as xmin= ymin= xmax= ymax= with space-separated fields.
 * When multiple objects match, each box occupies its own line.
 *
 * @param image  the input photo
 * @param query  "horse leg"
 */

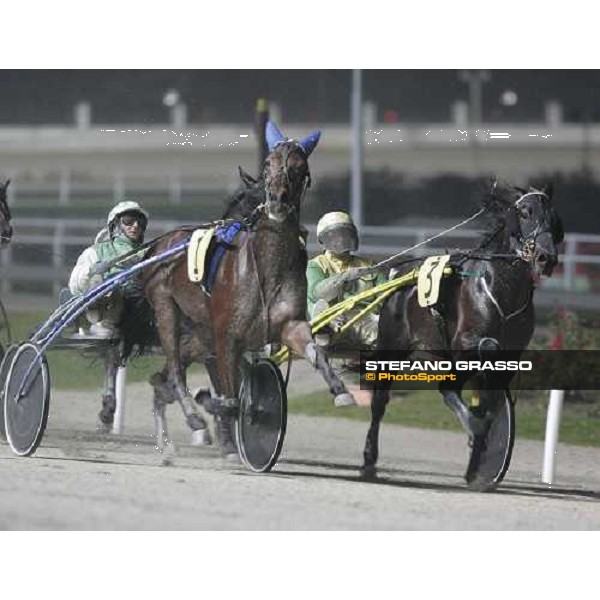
xmin=361 ymin=380 xmax=391 ymax=480
xmin=149 ymin=364 xmax=174 ymax=453
xmin=281 ymin=320 xmax=355 ymax=407
xmin=152 ymin=296 xmax=210 ymax=444
xmin=209 ymin=333 xmax=243 ymax=460
xmin=199 ymin=354 xmax=237 ymax=458
xmin=97 ymin=345 xmax=119 ymax=433
xmin=440 ymin=385 xmax=488 ymax=439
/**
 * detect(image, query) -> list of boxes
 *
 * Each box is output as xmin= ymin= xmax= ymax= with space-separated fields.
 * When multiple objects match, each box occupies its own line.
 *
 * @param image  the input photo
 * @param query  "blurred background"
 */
xmin=0 ymin=69 xmax=598 ymax=322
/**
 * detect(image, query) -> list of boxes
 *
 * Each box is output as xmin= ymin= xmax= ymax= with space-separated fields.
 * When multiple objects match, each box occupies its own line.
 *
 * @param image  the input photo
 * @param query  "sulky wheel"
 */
xmin=465 ymin=389 xmax=515 ymax=491
xmin=235 ymin=358 xmax=287 ymax=473
xmin=0 ymin=343 xmax=19 ymax=441
xmin=3 ymin=342 xmax=50 ymax=456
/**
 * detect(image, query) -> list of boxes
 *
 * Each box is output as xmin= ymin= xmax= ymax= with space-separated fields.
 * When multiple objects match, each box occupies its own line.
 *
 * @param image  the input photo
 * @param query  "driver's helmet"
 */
xmin=316 ymin=211 xmax=358 ymax=254
xmin=107 ymin=200 xmax=149 ymax=236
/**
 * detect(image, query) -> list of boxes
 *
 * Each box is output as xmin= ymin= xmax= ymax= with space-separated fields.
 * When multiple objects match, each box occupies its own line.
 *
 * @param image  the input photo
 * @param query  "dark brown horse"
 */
xmin=363 ymin=182 xmax=564 ymax=489
xmin=0 ymin=180 xmax=13 ymax=248
xmin=140 ymin=122 xmax=353 ymax=454
xmin=0 ymin=179 xmax=13 ymax=354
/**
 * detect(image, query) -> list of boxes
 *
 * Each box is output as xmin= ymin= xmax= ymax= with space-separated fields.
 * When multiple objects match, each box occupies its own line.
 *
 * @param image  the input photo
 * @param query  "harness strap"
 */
xmin=429 ymin=306 xmax=451 ymax=352
xmin=479 ymin=276 xmax=532 ymax=321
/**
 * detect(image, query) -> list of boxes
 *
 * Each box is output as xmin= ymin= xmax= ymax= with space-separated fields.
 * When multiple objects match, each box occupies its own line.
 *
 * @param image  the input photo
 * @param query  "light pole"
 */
xmin=163 ymin=89 xmax=187 ymax=129
xmin=459 ymin=70 xmax=490 ymax=125
xmin=350 ymin=69 xmax=363 ymax=228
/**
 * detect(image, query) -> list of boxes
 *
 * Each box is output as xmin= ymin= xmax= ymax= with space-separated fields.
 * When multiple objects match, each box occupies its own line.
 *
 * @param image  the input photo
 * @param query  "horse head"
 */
xmin=508 ymin=183 xmax=563 ymax=278
xmin=262 ymin=121 xmax=320 ymax=223
xmin=0 ymin=180 xmax=13 ymax=247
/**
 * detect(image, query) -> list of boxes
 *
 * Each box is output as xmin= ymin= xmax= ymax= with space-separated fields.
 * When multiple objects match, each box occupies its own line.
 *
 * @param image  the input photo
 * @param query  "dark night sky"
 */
xmin=1 ymin=69 xmax=600 ymax=125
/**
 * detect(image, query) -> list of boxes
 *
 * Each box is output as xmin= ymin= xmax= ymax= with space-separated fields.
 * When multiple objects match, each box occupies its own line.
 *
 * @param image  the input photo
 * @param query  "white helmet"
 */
xmin=107 ymin=200 xmax=149 ymax=227
xmin=316 ymin=211 xmax=358 ymax=254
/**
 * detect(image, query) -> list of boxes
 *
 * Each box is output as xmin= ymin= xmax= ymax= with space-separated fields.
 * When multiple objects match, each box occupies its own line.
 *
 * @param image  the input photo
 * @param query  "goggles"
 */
xmin=119 ymin=212 xmax=147 ymax=230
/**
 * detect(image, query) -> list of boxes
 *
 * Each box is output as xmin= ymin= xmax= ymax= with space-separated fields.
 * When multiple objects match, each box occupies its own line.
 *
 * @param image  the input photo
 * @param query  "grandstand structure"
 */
xmin=1 ymin=119 xmax=600 ymax=215
xmin=0 ymin=119 xmax=599 ymax=308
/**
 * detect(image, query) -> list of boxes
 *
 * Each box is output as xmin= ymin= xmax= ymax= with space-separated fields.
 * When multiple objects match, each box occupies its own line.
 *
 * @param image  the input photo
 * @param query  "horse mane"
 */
xmin=0 ymin=180 xmax=8 ymax=202
xmin=222 ymin=168 xmax=265 ymax=220
xmin=476 ymin=181 xmax=521 ymax=252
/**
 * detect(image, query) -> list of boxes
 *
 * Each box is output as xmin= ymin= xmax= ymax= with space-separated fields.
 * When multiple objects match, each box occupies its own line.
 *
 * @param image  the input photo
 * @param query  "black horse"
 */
xmin=0 ymin=180 xmax=13 ymax=248
xmin=363 ymin=181 xmax=564 ymax=490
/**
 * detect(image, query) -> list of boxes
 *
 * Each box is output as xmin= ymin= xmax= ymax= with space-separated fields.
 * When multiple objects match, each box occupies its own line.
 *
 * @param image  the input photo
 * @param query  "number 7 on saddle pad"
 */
xmin=417 ymin=254 xmax=451 ymax=308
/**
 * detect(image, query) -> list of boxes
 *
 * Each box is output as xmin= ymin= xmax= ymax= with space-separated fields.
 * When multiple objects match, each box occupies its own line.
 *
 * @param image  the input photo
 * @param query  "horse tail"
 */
xmin=118 ymin=287 xmax=159 ymax=361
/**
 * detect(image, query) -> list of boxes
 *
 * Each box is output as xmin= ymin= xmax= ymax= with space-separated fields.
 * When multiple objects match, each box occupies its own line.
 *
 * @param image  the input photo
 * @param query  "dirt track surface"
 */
xmin=1 ymin=365 xmax=599 ymax=530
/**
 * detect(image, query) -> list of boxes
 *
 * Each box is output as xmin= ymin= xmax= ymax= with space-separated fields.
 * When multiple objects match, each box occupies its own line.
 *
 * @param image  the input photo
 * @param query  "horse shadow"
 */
xmin=264 ymin=457 xmax=600 ymax=504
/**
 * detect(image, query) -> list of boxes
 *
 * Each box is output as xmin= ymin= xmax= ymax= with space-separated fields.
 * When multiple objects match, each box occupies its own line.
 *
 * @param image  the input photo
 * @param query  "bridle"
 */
xmin=511 ymin=190 xmax=554 ymax=263
xmin=262 ymin=141 xmax=311 ymax=223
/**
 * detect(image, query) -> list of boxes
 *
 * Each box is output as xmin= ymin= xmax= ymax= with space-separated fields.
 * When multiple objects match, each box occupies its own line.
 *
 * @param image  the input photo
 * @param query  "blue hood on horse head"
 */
xmin=265 ymin=120 xmax=321 ymax=156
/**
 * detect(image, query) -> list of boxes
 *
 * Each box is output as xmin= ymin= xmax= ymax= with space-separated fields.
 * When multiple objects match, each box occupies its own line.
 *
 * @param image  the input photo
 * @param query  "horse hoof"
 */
xmin=96 ymin=419 xmax=113 ymax=434
xmin=194 ymin=388 xmax=212 ymax=405
xmin=156 ymin=441 xmax=177 ymax=455
xmin=191 ymin=428 xmax=213 ymax=446
xmin=334 ymin=392 xmax=356 ymax=408
xmin=187 ymin=413 xmax=208 ymax=431
xmin=360 ymin=464 xmax=378 ymax=481
xmin=225 ymin=451 xmax=241 ymax=464
xmin=219 ymin=440 xmax=239 ymax=460
xmin=465 ymin=476 xmax=497 ymax=493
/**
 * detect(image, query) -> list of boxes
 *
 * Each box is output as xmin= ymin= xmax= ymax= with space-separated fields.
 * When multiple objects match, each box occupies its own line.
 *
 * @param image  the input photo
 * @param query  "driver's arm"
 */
xmin=68 ymin=246 xmax=101 ymax=295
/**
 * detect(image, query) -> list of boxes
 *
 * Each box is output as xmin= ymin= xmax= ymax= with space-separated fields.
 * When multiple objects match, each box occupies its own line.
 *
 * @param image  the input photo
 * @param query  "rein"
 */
xmin=362 ymin=189 xmax=555 ymax=277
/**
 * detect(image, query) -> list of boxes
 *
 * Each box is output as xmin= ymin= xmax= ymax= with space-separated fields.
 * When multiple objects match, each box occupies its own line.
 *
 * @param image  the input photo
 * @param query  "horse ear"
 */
xmin=542 ymin=182 xmax=554 ymax=199
xmin=299 ymin=130 xmax=321 ymax=156
xmin=238 ymin=166 xmax=257 ymax=187
xmin=265 ymin=120 xmax=286 ymax=150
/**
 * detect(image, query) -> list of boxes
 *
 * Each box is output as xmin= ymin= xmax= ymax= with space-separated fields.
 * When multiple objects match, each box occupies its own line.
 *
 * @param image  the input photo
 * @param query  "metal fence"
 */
xmin=1 ymin=218 xmax=599 ymax=306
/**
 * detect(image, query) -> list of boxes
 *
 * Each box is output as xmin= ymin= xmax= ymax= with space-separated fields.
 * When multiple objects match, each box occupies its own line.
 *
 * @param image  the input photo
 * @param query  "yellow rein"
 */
xmin=272 ymin=266 xmax=451 ymax=365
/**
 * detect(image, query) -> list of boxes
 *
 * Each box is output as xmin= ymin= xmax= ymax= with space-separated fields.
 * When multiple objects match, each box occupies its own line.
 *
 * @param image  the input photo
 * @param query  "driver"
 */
xmin=307 ymin=211 xmax=386 ymax=349
xmin=69 ymin=199 xmax=149 ymax=338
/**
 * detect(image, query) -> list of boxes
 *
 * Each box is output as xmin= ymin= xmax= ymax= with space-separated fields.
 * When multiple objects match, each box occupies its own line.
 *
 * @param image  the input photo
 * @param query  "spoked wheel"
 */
xmin=235 ymin=358 xmax=287 ymax=473
xmin=0 ymin=343 xmax=18 ymax=440
xmin=3 ymin=342 xmax=50 ymax=456
xmin=465 ymin=389 xmax=515 ymax=492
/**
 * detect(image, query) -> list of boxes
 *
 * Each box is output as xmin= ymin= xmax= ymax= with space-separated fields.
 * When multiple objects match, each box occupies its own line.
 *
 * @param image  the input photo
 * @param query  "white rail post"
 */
xmin=52 ymin=221 xmax=64 ymax=298
xmin=58 ymin=167 xmax=71 ymax=206
xmin=563 ymin=236 xmax=577 ymax=291
xmin=542 ymin=389 xmax=564 ymax=485
xmin=168 ymin=170 xmax=182 ymax=205
xmin=113 ymin=172 xmax=125 ymax=202
xmin=112 ymin=365 xmax=128 ymax=434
